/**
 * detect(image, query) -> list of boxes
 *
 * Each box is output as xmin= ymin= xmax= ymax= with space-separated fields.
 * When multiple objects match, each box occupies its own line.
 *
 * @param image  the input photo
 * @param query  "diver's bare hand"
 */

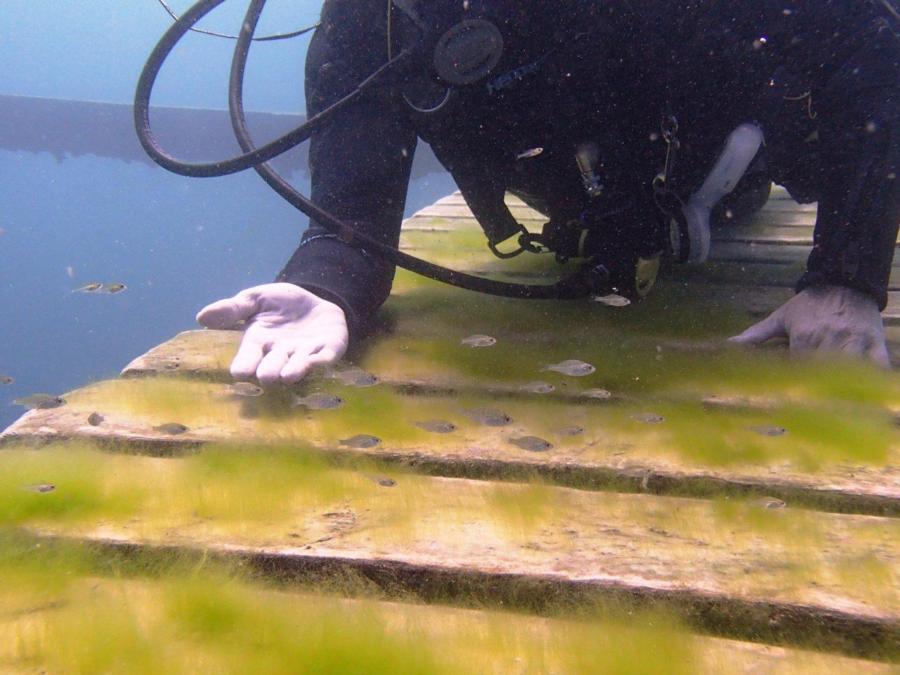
xmin=196 ymin=283 xmax=349 ymax=384
xmin=728 ymin=285 xmax=890 ymax=367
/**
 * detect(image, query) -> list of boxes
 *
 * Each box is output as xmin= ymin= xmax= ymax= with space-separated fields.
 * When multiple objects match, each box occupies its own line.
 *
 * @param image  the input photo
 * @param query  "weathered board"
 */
xmin=2 ymin=577 xmax=893 ymax=674
xmin=4 ymin=446 xmax=899 ymax=658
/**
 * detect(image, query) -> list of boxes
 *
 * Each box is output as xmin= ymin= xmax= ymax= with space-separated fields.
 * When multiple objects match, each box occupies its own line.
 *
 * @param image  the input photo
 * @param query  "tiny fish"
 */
xmin=330 ymin=368 xmax=380 ymax=387
xmin=462 ymin=407 xmax=512 ymax=427
xmin=414 ymin=419 xmax=457 ymax=434
xmin=749 ymin=425 xmax=786 ymax=437
xmin=516 ymin=147 xmax=544 ymax=160
xmin=557 ymin=425 xmax=584 ymax=436
xmin=519 ymin=381 xmax=555 ymax=394
xmin=22 ymin=483 xmax=55 ymax=494
xmin=592 ymin=293 xmax=631 ymax=307
xmin=103 ymin=282 xmax=127 ymax=294
xmin=368 ymin=475 xmax=396 ymax=487
xmin=461 ymin=334 xmax=497 ymax=348
xmin=226 ymin=382 xmax=265 ymax=397
xmin=581 ymin=388 xmax=612 ymax=400
xmin=0 ymin=375 xmax=13 ymax=385
xmin=154 ymin=422 xmax=189 ymax=435
xmin=339 ymin=434 xmax=381 ymax=449
xmin=13 ymin=394 xmax=65 ymax=410
xmin=509 ymin=436 xmax=553 ymax=452
xmin=87 ymin=412 xmax=105 ymax=426
xmin=752 ymin=496 xmax=786 ymax=510
xmin=542 ymin=359 xmax=596 ymax=377
xmin=631 ymin=412 xmax=665 ymax=424
xmin=292 ymin=392 xmax=345 ymax=410
xmin=72 ymin=282 xmax=103 ymax=293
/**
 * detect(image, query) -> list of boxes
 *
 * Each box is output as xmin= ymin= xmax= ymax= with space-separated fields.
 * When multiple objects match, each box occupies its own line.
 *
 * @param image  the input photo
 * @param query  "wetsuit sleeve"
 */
xmin=276 ymin=0 xmax=417 ymax=336
xmin=794 ymin=11 xmax=899 ymax=309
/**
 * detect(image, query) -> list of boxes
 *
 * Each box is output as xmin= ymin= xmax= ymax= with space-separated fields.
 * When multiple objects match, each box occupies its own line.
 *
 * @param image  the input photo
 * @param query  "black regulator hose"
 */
xmin=137 ymin=0 xmax=593 ymax=300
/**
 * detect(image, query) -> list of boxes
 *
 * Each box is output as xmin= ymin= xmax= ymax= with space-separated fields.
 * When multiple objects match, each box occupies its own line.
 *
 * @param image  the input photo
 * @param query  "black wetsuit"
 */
xmin=278 ymin=0 xmax=899 ymax=336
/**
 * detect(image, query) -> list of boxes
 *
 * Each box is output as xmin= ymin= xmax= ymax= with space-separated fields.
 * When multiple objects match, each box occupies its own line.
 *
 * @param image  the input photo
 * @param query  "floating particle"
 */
xmin=154 ymin=422 xmax=189 ymax=435
xmin=22 ymin=483 xmax=55 ymax=494
xmin=292 ymin=393 xmax=345 ymax=410
xmin=557 ymin=425 xmax=584 ymax=436
xmin=414 ymin=419 xmax=457 ymax=434
xmin=87 ymin=412 xmax=105 ymax=426
xmin=103 ymin=282 xmax=127 ymax=294
xmin=461 ymin=334 xmax=497 ymax=348
xmin=581 ymin=388 xmax=612 ymax=400
xmin=66 ymin=266 xmax=75 ymax=279
xmin=0 ymin=375 xmax=13 ymax=385
xmin=462 ymin=407 xmax=512 ymax=427
xmin=13 ymin=394 xmax=66 ymax=410
xmin=339 ymin=434 xmax=381 ymax=449
xmin=519 ymin=381 xmax=555 ymax=394
xmin=225 ymin=382 xmax=265 ymax=397
xmin=509 ymin=436 xmax=553 ymax=452
xmin=542 ymin=359 xmax=596 ymax=377
xmin=72 ymin=282 xmax=103 ymax=293
xmin=749 ymin=425 xmax=786 ymax=437
xmin=592 ymin=294 xmax=631 ymax=307
xmin=330 ymin=368 xmax=380 ymax=387
xmin=631 ymin=412 xmax=665 ymax=424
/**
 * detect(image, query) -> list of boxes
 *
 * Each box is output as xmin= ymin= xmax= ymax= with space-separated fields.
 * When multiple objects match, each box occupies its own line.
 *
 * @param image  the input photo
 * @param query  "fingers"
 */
xmin=728 ymin=309 xmax=786 ymax=346
xmin=196 ymin=290 xmax=260 ymax=329
xmin=230 ymin=337 xmax=266 ymax=381
xmin=255 ymin=347 xmax=292 ymax=386
xmin=866 ymin=340 xmax=892 ymax=369
xmin=280 ymin=345 xmax=343 ymax=384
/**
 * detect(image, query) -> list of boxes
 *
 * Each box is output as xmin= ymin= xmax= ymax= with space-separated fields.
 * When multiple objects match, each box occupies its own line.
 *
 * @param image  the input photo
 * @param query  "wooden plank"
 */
xmin=3 ymin=372 xmax=898 ymax=516
xmin=7 ymin=575 xmax=888 ymax=674
xmin=7 ymin=445 xmax=898 ymax=658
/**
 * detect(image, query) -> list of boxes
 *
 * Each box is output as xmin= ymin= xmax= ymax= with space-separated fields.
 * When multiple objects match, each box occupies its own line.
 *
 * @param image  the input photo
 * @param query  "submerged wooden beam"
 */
xmin=7 ymin=445 xmax=897 ymax=660
xmin=2 ymin=371 xmax=898 ymax=517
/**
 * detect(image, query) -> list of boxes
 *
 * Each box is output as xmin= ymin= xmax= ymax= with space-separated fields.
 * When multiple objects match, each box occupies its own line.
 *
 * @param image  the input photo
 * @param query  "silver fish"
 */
xmin=226 ymin=382 xmax=265 ymax=397
xmin=749 ymin=425 xmax=787 ymax=437
xmin=72 ymin=282 xmax=103 ymax=293
xmin=631 ymin=412 xmax=665 ymax=424
xmin=461 ymin=334 xmax=497 ymax=348
xmin=22 ymin=483 xmax=55 ymax=493
xmin=87 ymin=412 xmax=105 ymax=426
xmin=509 ymin=436 xmax=553 ymax=452
xmin=330 ymin=368 xmax=380 ymax=387
xmin=154 ymin=422 xmax=189 ymax=435
xmin=519 ymin=381 xmax=555 ymax=394
xmin=581 ymin=388 xmax=612 ymax=400
xmin=292 ymin=393 xmax=345 ymax=410
xmin=13 ymin=394 xmax=65 ymax=410
xmin=461 ymin=407 xmax=512 ymax=427
xmin=414 ymin=420 xmax=457 ymax=434
xmin=339 ymin=434 xmax=381 ymax=449
xmin=592 ymin=293 xmax=631 ymax=307
xmin=103 ymin=282 xmax=127 ymax=294
xmin=542 ymin=359 xmax=596 ymax=377
xmin=0 ymin=375 xmax=13 ymax=385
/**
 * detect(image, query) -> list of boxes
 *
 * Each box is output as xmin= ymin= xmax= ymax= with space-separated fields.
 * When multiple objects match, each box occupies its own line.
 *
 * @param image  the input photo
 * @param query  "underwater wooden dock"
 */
xmin=2 ymin=187 xmax=899 ymax=670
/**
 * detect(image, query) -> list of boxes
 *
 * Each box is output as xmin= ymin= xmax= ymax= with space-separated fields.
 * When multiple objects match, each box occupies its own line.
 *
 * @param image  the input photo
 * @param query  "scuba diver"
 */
xmin=187 ymin=0 xmax=899 ymax=384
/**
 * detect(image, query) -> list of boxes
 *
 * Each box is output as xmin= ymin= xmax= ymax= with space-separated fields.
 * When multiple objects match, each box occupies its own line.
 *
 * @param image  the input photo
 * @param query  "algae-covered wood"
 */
xmin=3 ymin=574 xmax=893 ymax=674
xmin=3 ymin=445 xmax=898 ymax=658
xmin=2 ymin=372 xmax=899 ymax=517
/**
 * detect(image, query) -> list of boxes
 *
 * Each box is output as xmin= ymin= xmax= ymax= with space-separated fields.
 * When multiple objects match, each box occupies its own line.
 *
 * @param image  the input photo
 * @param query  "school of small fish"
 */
xmin=72 ymin=282 xmax=127 ymax=294
xmin=460 ymin=334 xmax=497 ymax=348
xmin=519 ymin=381 xmax=555 ymax=394
xmin=292 ymin=393 xmax=345 ymax=410
xmin=13 ymin=394 xmax=66 ymax=410
xmin=542 ymin=359 xmax=596 ymax=377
